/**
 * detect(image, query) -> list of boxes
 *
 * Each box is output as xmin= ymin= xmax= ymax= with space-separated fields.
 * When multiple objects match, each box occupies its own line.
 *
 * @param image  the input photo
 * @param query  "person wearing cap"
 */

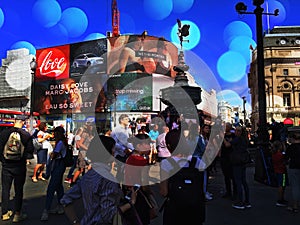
xmin=0 ymin=115 xmax=34 ymax=222
xmin=41 ymin=126 xmax=68 ymax=221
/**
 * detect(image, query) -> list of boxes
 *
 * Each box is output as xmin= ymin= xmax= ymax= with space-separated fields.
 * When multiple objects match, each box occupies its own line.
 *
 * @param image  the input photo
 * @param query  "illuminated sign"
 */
xmin=107 ymin=73 xmax=152 ymax=111
xmin=107 ymin=35 xmax=178 ymax=77
xmin=36 ymin=45 xmax=70 ymax=81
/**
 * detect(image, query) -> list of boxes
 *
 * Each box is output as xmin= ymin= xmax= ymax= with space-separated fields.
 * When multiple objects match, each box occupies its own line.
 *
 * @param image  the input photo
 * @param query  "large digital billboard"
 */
xmin=107 ymin=73 xmax=152 ymax=112
xmin=32 ymin=75 xmax=108 ymax=115
xmin=34 ymin=35 xmax=178 ymax=115
xmin=70 ymin=39 xmax=107 ymax=77
xmin=107 ymin=35 xmax=178 ymax=77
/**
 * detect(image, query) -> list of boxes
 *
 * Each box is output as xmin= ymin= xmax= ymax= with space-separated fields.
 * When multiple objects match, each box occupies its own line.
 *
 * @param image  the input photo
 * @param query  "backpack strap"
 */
xmin=189 ymin=156 xmax=197 ymax=169
xmin=167 ymin=157 xmax=186 ymax=174
xmin=167 ymin=157 xmax=179 ymax=172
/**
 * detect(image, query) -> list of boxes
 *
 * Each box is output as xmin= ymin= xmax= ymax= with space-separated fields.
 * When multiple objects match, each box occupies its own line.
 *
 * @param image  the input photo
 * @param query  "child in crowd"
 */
xmin=271 ymin=140 xmax=289 ymax=207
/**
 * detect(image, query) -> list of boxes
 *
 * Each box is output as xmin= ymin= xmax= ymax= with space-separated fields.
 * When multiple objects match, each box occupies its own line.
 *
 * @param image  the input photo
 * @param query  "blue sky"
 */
xmin=0 ymin=0 xmax=299 ymax=110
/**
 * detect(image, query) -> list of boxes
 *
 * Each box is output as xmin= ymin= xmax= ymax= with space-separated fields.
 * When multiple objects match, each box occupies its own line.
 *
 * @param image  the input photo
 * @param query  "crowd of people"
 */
xmin=0 ymin=113 xmax=299 ymax=224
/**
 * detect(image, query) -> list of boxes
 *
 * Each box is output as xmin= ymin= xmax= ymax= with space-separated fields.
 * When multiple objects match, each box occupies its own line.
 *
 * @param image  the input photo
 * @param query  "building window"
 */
xmin=283 ymin=69 xmax=289 ymax=76
xmin=283 ymin=93 xmax=291 ymax=107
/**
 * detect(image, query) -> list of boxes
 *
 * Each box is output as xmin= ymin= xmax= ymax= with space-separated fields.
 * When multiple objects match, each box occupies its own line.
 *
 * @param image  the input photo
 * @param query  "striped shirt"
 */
xmin=60 ymin=163 xmax=122 ymax=224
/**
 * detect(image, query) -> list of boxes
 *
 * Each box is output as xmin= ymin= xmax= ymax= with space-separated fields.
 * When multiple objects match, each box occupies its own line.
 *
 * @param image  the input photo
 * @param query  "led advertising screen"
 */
xmin=107 ymin=73 xmax=152 ymax=112
xmin=33 ymin=74 xmax=108 ymax=115
xmin=107 ymin=35 xmax=178 ymax=77
xmin=34 ymin=35 xmax=177 ymax=115
xmin=70 ymin=39 xmax=107 ymax=77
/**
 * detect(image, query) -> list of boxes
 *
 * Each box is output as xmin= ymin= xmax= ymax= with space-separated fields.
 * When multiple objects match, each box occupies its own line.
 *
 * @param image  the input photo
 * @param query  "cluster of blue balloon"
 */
xmin=217 ymin=0 xmax=286 ymax=84
xmin=10 ymin=0 xmax=89 ymax=55
xmin=217 ymin=21 xmax=255 ymax=83
xmin=144 ymin=0 xmax=194 ymax=20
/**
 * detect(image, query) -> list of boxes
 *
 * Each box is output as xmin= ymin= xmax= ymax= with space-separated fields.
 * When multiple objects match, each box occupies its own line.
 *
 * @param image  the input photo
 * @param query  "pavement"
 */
xmin=1 ymin=153 xmax=300 ymax=225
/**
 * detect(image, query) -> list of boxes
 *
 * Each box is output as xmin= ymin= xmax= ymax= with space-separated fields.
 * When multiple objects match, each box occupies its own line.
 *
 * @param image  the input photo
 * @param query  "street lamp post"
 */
xmin=235 ymin=1 xmax=278 ymax=185
xmin=113 ymin=91 xmax=117 ymax=127
xmin=29 ymin=58 xmax=37 ymax=132
xmin=235 ymin=0 xmax=278 ymax=143
xmin=242 ymin=96 xmax=246 ymax=126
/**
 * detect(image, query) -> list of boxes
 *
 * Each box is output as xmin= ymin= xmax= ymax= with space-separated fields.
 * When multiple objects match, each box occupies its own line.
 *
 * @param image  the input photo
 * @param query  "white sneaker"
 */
xmin=40 ymin=209 xmax=48 ymax=221
xmin=12 ymin=213 xmax=27 ymax=223
xmin=207 ymin=191 xmax=213 ymax=197
xmin=205 ymin=192 xmax=213 ymax=200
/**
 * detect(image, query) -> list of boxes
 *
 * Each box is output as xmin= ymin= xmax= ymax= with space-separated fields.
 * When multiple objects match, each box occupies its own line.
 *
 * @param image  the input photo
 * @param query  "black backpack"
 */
xmin=63 ymin=145 xmax=74 ymax=167
xmin=167 ymin=157 xmax=205 ymax=209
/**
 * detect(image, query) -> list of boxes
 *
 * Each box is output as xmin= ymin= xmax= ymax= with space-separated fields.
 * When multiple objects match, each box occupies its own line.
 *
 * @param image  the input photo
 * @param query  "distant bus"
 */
xmin=0 ymin=109 xmax=40 ymax=133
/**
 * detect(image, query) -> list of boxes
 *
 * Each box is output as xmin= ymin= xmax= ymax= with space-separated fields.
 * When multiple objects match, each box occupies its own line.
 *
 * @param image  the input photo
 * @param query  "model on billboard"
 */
xmin=118 ymin=35 xmax=150 ymax=73
xmin=34 ymin=84 xmax=52 ymax=115
xmin=59 ymin=78 xmax=83 ymax=113
xmin=108 ymin=35 xmax=178 ymax=76
xmin=149 ymin=38 xmax=175 ymax=77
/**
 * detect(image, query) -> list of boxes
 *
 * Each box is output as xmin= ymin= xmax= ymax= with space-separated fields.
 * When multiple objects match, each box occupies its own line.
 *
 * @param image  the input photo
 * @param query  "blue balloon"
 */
xmin=173 ymin=0 xmax=194 ymax=13
xmin=84 ymin=33 xmax=105 ymax=41
xmin=217 ymin=90 xmax=243 ymax=107
xmin=32 ymin=0 xmax=61 ymax=28
xmin=171 ymin=20 xmax=200 ymax=50
xmin=217 ymin=51 xmax=247 ymax=82
xmin=144 ymin=0 xmax=172 ymax=20
xmin=11 ymin=41 xmax=36 ymax=55
xmin=60 ymin=7 xmax=88 ymax=38
xmin=263 ymin=0 xmax=286 ymax=27
xmin=0 ymin=8 xmax=4 ymax=28
xmin=47 ymin=23 xmax=69 ymax=45
xmin=229 ymin=36 xmax=257 ymax=65
xmin=223 ymin=21 xmax=252 ymax=47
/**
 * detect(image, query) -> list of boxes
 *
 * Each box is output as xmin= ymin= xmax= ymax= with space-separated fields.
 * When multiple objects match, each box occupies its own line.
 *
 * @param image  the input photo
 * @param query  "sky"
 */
xmin=0 ymin=0 xmax=299 ymax=111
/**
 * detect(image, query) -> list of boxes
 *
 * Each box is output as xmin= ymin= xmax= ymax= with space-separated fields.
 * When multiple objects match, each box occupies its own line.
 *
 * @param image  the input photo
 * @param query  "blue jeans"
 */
xmin=45 ymin=159 xmax=66 ymax=210
xmin=1 ymin=163 xmax=26 ymax=214
xmin=232 ymin=165 xmax=249 ymax=203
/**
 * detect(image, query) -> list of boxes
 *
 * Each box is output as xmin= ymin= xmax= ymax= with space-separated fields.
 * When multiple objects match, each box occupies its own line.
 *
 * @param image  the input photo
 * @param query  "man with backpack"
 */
xmin=159 ymin=128 xmax=206 ymax=225
xmin=0 ymin=115 xmax=34 ymax=222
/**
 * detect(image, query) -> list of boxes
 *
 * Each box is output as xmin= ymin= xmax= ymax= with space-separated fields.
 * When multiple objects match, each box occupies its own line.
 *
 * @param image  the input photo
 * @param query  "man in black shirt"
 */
xmin=220 ymin=122 xmax=236 ymax=199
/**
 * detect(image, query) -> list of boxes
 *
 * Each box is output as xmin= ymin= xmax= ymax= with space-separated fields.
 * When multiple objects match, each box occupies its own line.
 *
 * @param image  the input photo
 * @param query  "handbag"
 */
xmin=32 ymin=138 xmax=42 ymax=151
xmin=148 ymin=194 xmax=158 ymax=219
xmin=139 ymin=190 xmax=158 ymax=220
xmin=116 ymin=205 xmax=143 ymax=225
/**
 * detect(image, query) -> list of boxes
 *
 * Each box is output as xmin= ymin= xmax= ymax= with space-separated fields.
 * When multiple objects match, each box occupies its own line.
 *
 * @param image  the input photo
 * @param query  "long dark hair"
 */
xmin=53 ymin=126 xmax=68 ymax=148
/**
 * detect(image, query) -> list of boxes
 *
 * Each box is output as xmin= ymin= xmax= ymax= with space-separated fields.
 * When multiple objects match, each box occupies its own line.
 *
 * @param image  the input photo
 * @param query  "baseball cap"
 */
xmin=15 ymin=115 xmax=28 ymax=121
